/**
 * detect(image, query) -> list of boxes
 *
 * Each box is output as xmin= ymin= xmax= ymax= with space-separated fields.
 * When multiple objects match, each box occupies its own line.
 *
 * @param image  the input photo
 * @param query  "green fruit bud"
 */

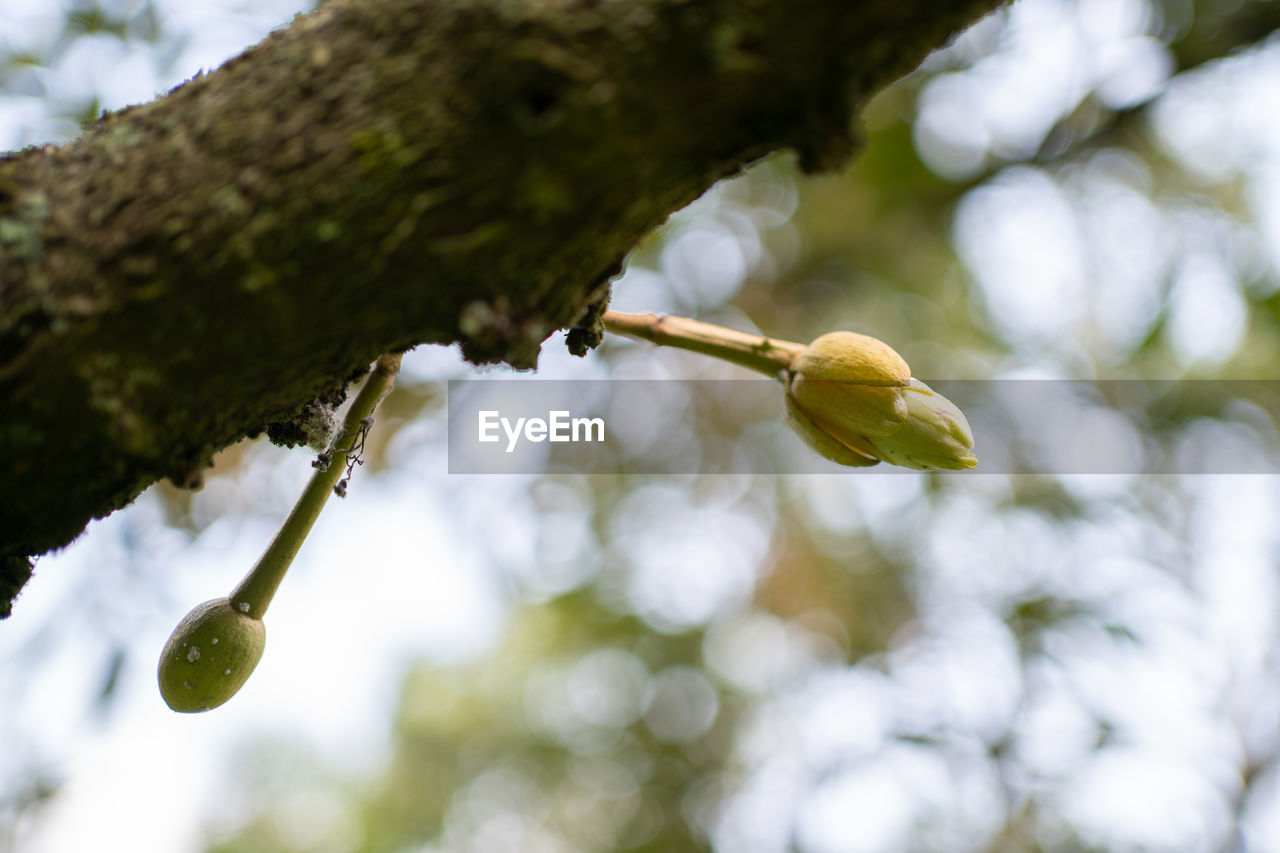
xmin=864 ymin=380 xmax=977 ymax=470
xmin=157 ymin=597 xmax=265 ymax=713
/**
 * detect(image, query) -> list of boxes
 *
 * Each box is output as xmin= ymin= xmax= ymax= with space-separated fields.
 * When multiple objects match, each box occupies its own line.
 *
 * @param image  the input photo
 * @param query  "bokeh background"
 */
xmin=5 ymin=0 xmax=1280 ymax=850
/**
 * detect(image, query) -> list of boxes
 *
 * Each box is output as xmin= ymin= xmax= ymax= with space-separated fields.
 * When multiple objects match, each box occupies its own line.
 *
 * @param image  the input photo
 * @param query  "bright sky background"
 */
xmin=5 ymin=0 xmax=1280 ymax=851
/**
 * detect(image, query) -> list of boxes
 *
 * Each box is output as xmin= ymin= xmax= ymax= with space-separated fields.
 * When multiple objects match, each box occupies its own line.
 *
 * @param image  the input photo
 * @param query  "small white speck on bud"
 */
xmin=237 ymin=602 xmax=251 ymax=613
xmin=186 ymin=646 xmax=202 ymax=662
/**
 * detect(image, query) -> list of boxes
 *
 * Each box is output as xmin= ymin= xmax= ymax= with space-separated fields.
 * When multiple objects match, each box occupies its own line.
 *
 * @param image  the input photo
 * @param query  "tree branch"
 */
xmin=0 ymin=0 xmax=1002 ymax=615
xmin=602 ymin=310 xmax=806 ymax=377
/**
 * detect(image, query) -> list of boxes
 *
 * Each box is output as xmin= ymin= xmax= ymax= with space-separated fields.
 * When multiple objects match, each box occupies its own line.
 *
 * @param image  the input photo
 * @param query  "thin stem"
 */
xmin=602 ymin=310 xmax=806 ymax=378
xmin=229 ymin=352 xmax=402 ymax=617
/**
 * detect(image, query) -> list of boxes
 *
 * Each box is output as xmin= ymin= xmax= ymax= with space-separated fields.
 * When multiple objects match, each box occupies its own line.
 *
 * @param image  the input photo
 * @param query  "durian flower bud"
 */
xmin=784 ymin=331 xmax=910 ymax=466
xmin=787 ymin=331 xmax=913 ymax=439
xmin=864 ymin=379 xmax=977 ymax=470
xmin=785 ymin=391 xmax=881 ymax=467
xmin=784 ymin=333 xmax=977 ymax=471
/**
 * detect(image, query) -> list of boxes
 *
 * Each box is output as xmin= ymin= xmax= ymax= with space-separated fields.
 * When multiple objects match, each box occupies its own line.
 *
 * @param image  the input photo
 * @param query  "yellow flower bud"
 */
xmin=864 ymin=380 xmax=977 ymax=470
xmin=157 ymin=597 xmax=265 ymax=713
xmin=783 ymin=333 xmax=977 ymax=471
xmin=787 ymin=331 xmax=912 ymax=438
xmin=785 ymin=391 xmax=881 ymax=467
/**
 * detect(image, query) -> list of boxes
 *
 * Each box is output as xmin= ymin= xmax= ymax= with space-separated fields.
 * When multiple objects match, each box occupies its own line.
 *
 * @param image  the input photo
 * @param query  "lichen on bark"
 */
xmin=0 ymin=0 xmax=1001 ymax=616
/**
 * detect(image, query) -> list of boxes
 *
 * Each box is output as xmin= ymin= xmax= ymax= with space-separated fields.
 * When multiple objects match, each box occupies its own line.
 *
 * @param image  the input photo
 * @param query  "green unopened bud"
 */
xmin=864 ymin=380 xmax=977 ymax=470
xmin=157 ymin=597 xmax=265 ymax=713
xmin=787 ymin=331 xmax=912 ymax=438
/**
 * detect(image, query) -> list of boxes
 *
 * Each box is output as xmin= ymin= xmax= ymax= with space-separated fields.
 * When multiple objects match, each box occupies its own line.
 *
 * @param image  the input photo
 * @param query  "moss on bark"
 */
xmin=0 ymin=0 xmax=1001 ymax=616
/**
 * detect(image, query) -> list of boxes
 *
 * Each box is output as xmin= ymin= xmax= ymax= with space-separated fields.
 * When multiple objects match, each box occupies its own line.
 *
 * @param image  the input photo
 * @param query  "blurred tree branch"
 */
xmin=0 ymin=0 xmax=1001 ymax=615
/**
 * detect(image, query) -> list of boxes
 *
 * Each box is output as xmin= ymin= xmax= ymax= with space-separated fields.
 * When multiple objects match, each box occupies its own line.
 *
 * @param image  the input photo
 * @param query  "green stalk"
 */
xmin=228 ymin=352 xmax=402 ymax=617
xmin=601 ymin=310 xmax=805 ymax=377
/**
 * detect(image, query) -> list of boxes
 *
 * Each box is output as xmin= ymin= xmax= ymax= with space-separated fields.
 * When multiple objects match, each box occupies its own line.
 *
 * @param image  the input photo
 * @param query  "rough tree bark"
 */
xmin=0 ymin=0 xmax=1001 ymax=615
